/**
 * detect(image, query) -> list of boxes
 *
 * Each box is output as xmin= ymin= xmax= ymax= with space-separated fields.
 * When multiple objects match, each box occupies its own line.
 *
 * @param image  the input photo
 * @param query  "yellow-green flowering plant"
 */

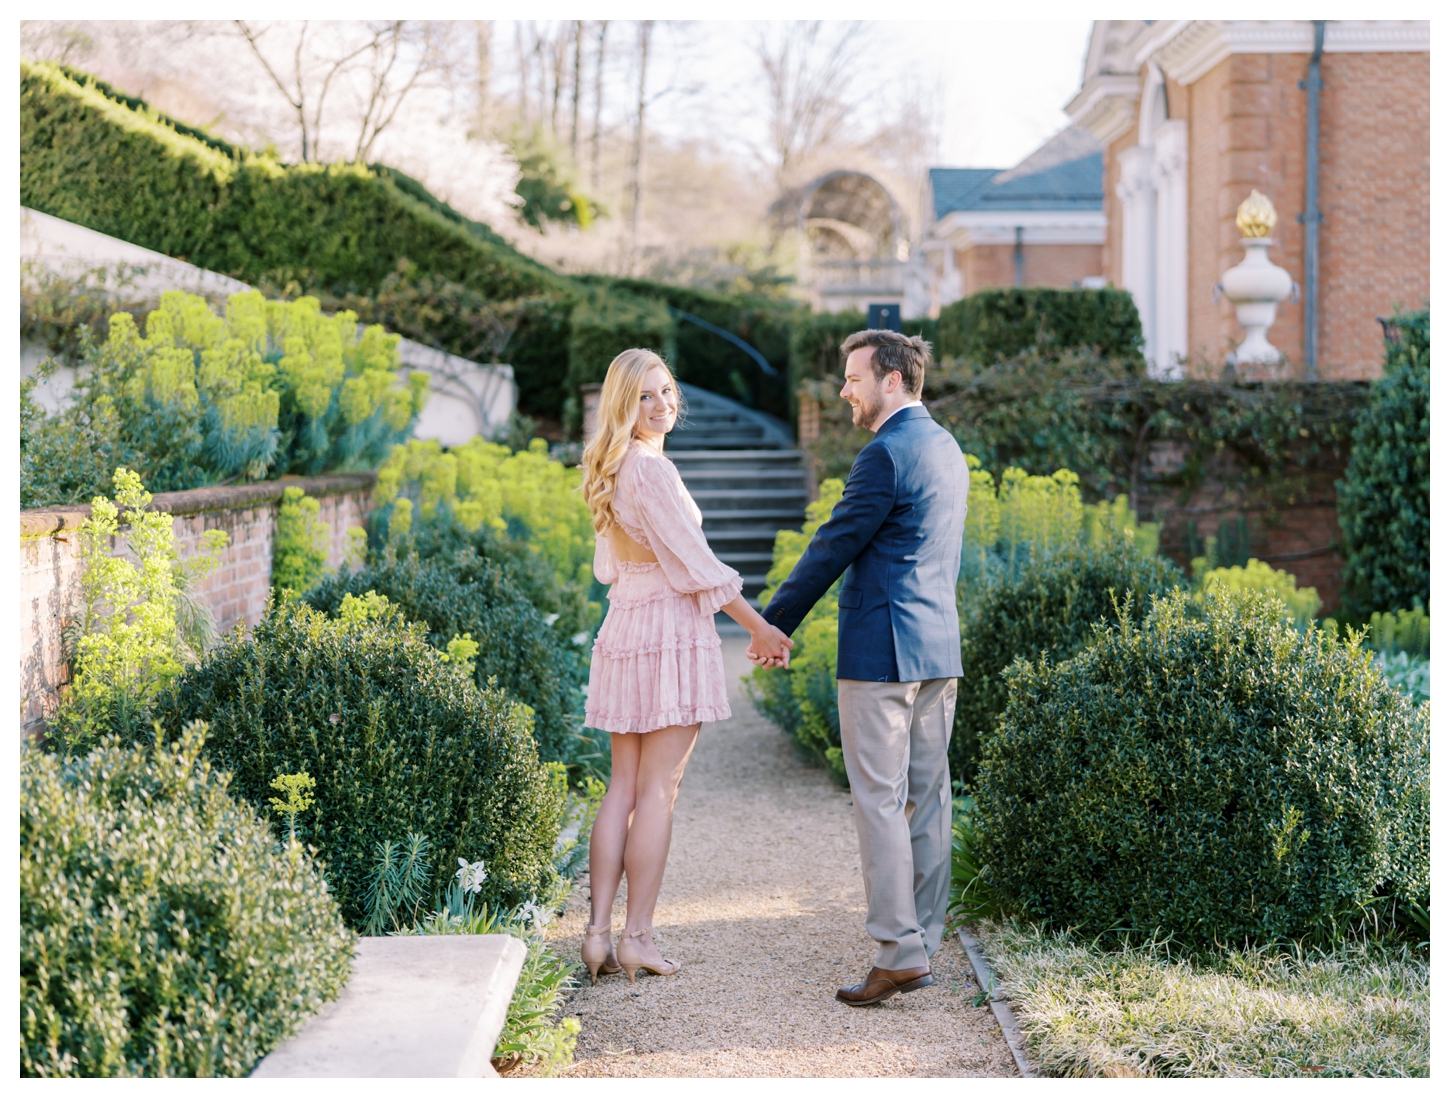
xmin=374 ymin=436 xmax=595 ymax=591
xmin=56 ymin=467 xmax=228 ymax=753
xmin=22 ymin=289 xmax=430 ymax=508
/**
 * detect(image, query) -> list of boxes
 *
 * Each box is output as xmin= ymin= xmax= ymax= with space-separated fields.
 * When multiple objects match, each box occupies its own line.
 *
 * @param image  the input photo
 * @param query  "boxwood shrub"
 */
xmin=978 ymin=587 xmax=1430 ymax=949
xmin=936 ymin=287 xmax=1143 ymax=365
xmin=952 ymin=539 xmax=1183 ymax=787
xmin=155 ymin=600 xmax=565 ymax=928
xmin=21 ymin=724 xmax=354 ymax=1077
xmin=305 ymin=540 xmax=591 ymax=771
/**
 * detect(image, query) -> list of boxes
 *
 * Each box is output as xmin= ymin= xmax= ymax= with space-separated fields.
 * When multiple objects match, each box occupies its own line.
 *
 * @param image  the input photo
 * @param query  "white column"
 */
xmin=1151 ymin=120 xmax=1189 ymax=379
xmin=1116 ymin=145 xmax=1156 ymax=367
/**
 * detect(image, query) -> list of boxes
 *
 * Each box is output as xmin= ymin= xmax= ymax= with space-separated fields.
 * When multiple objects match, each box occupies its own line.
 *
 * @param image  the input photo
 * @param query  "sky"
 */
xmin=495 ymin=19 xmax=1094 ymax=173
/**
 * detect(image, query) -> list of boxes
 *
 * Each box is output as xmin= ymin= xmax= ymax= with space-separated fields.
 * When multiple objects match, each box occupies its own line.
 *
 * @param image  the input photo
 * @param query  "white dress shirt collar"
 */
xmin=877 ymin=400 xmax=923 ymax=429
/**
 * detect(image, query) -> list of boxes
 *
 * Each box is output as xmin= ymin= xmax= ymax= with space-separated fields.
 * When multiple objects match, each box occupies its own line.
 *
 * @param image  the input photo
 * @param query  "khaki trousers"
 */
xmin=837 ymin=677 xmax=957 ymax=971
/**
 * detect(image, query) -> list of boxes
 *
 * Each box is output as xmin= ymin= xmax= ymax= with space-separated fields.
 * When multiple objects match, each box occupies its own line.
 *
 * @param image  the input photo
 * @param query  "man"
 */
xmin=750 ymin=329 xmax=968 ymax=1006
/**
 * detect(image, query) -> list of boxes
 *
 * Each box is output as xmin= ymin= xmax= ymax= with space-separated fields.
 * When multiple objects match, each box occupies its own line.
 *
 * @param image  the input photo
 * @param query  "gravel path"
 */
xmin=549 ymin=634 xmax=1017 ymax=1078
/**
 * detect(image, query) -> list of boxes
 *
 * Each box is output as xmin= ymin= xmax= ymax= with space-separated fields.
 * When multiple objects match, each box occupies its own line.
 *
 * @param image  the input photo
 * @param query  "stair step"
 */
xmin=670 ymin=450 xmax=804 ymax=462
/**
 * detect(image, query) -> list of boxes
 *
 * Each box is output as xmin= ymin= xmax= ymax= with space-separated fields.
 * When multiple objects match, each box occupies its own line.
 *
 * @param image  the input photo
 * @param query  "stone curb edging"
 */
xmin=20 ymin=472 xmax=377 ymax=538
xmin=957 ymin=927 xmax=1038 ymax=1078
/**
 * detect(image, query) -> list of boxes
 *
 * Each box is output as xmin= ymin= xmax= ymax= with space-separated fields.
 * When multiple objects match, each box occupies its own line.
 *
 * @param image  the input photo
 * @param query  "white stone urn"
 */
xmin=1218 ymin=191 xmax=1294 ymax=366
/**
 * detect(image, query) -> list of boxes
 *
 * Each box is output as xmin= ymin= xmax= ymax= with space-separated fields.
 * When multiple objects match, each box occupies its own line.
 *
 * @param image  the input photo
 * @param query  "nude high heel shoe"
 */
xmin=617 ymin=928 xmax=681 ymax=982
xmin=581 ymin=923 xmax=621 ymax=985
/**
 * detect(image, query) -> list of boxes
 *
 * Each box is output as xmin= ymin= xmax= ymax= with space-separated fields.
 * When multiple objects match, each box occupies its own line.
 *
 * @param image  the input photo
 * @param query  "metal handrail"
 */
xmin=667 ymin=307 xmax=778 ymax=377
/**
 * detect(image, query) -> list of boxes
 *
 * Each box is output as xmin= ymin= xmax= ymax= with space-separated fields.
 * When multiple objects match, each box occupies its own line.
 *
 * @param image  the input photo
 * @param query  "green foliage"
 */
xmin=947 ymin=796 xmax=1008 ymax=926
xmin=745 ymin=479 xmax=849 ymax=782
xmin=155 ymin=598 xmax=567 ymax=928
xmin=563 ymin=289 xmax=677 ymax=435
xmin=272 ymin=486 xmax=331 ymax=595
xmin=1194 ymin=557 xmax=1321 ymax=631
xmin=953 ymin=539 xmax=1182 ymax=788
xmin=21 ymin=723 xmax=354 ymax=1077
xmin=510 ymin=129 xmax=598 ymax=230
xmin=21 ymin=288 xmax=427 ymax=508
xmin=936 ymin=287 xmax=1143 ymax=365
xmin=1367 ymin=605 xmax=1430 ymax=658
xmin=1337 ymin=310 xmax=1429 ymax=615
xmin=21 ymin=260 xmax=151 ymax=364
xmin=305 ymin=546 xmax=594 ymax=775
xmin=54 ymin=468 xmax=227 ymax=754
xmin=364 ymin=832 xmax=434 ymax=936
xmin=979 ymin=587 xmax=1430 ymax=949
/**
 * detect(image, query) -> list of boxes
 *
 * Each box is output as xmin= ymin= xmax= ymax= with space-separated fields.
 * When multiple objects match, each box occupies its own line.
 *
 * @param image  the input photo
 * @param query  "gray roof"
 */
xmin=930 ymin=125 xmax=1103 ymax=220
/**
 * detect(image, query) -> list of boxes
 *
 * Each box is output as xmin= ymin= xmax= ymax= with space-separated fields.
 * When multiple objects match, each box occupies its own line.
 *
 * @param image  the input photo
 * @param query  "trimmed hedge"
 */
xmin=156 ymin=599 xmax=565 ymax=928
xmin=936 ymin=287 xmax=1143 ymax=365
xmin=979 ymin=587 xmax=1430 ymax=948
xmin=20 ymin=62 xmax=561 ymax=300
xmin=952 ymin=540 xmax=1183 ymax=787
xmin=21 ymin=725 xmax=354 ymax=1077
xmin=1337 ymin=310 xmax=1429 ymax=616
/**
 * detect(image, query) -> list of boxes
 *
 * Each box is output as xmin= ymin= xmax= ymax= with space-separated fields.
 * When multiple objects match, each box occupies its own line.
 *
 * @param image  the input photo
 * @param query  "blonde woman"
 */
xmin=578 ymin=348 xmax=793 ymax=983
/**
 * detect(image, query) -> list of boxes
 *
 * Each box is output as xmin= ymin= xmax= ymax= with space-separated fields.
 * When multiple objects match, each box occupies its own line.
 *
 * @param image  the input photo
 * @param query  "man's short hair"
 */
xmin=840 ymin=329 xmax=932 ymax=397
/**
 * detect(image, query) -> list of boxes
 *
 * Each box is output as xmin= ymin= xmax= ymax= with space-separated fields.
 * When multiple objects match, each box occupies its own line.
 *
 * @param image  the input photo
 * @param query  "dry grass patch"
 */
xmin=975 ymin=920 xmax=1428 ymax=1078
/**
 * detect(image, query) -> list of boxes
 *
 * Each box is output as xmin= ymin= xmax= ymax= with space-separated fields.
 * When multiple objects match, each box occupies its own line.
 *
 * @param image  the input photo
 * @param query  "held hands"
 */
xmin=746 ymin=623 xmax=794 ymax=669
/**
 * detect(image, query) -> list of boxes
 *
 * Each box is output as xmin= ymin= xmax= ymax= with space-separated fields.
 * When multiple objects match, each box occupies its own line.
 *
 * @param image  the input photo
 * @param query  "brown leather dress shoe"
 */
xmin=835 ymin=965 xmax=934 ymax=1006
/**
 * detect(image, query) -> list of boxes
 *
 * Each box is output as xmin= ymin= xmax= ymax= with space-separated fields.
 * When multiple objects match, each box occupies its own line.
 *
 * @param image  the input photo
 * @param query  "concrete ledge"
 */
xmin=252 ymin=934 xmax=527 ymax=1078
xmin=20 ymin=472 xmax=377 ymax=538
xmin=958 ymin=927 xmax=1037 ymax=1078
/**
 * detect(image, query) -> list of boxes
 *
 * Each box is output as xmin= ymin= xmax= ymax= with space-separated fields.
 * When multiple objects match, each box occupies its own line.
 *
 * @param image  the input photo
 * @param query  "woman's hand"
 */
xmin=720 ymin=594 xmax=794 ymax=669
xmin=746 ymin=623 xmax=794 ymax=669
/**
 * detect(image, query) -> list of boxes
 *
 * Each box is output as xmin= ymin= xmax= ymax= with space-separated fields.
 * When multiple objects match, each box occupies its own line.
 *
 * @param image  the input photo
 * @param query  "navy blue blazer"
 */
xmin=763 ymin=404 xmax=969 ymax=682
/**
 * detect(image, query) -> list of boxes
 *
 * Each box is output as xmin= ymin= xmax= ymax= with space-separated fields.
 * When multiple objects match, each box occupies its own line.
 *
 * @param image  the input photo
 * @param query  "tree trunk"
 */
xmin=630 ymin=20 xmax=653 ymax=252
xmin=570 ymin=21 xmax=583 ymax=162
xmin=473 ymin=20 xmax=492 ymax=137
xmin=591 ymin=21 xmax=608 ymax=192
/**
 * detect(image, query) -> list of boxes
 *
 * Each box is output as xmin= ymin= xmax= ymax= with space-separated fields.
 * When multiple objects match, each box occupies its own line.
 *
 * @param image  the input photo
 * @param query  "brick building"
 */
xmin=920 ymin=126 xmax=1106 ymax=315
xmin=1067 ymin=19 xmax=1429 ymax=379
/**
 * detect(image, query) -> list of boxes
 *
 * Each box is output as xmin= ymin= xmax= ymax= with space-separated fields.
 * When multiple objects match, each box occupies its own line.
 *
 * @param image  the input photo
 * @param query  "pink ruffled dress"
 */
xmin=585 ymin=442 xmax=743 ymax=734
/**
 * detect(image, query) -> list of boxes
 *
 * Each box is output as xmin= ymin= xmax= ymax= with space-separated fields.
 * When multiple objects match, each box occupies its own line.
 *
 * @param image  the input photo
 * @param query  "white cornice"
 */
xmin=1133 ymin=21 xmax=1192 ymax=69
xmin=1064 ymin=74 xmax=1140 ymax=145
xmin=1325 ymin=21 xmax=1431 ymax=53
xmin=1154 ymin=21 xmax=1429 ymax=86
xmin=934 ymin=210 xmax=1106 ymax=250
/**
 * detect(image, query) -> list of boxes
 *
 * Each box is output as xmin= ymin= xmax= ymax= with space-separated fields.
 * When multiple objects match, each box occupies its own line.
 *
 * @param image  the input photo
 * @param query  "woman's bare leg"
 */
xmin=621 ymin=723 xmax=700 ymax=965
xmin=588 ymin=732 xmax=642 ymax=932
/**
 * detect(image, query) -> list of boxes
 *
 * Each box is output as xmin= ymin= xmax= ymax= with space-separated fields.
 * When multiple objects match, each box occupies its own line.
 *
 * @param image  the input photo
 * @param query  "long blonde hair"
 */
xmin=580 ymin=348 xmax=683 ymax=534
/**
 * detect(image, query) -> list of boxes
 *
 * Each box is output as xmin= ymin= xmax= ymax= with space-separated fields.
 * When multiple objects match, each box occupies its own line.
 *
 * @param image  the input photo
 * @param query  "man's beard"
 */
xmin=851 ymin=389 xmax=883 ymax=428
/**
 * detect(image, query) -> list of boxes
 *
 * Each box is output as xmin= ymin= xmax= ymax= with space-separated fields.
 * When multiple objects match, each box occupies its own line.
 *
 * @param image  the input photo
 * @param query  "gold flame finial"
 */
xmin=1236 ymin=190 xmax=1277 ymax=238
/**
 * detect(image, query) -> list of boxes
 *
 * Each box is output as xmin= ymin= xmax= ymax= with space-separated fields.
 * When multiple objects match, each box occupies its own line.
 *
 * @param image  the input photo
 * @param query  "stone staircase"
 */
xmin=668 ymin=384 xmax=807 ymax=606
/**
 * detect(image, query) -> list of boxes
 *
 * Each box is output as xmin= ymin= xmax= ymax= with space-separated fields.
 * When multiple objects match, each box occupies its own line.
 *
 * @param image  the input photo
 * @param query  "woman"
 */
xmin=578 ymin=348 xmax=793 ymax=983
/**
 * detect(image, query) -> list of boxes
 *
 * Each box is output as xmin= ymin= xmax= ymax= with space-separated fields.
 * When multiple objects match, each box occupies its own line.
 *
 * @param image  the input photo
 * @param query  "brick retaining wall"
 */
xmin=20 ymin=473 xmax=375 ymax=737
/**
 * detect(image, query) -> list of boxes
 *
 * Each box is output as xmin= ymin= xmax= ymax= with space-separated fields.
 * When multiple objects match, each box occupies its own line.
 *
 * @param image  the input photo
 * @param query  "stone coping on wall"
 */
xmin=19 ymin=472 xmax=378 ymax=538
